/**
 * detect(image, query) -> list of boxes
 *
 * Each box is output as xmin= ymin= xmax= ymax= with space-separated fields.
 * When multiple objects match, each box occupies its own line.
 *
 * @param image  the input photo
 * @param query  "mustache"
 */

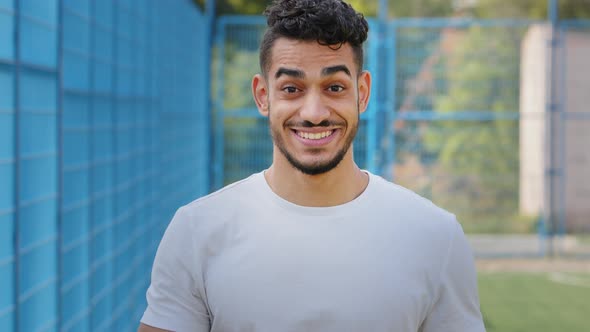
xmin=285 ymin=120 xmax=344 ymax=128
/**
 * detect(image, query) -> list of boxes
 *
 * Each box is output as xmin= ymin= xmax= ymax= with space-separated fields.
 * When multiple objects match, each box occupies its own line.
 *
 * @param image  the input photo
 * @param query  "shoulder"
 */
xmin=181 ymin=173 xmax=264 ymax=217
xmin=365 ymin=172 xmax=462 ymax=248
xmin=185 ymin=172 xmax=263 ymax=211
xmin=164 ymin=172 xmax=265 ymax=247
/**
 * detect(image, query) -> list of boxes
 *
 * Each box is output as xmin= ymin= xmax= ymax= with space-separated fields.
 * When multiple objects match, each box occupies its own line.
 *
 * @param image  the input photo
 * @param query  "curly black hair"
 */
xmin=260 ymin=0 xmax=369 ymax=76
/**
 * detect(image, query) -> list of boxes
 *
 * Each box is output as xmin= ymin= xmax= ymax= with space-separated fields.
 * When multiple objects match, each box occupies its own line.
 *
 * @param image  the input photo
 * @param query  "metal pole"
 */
xmin=548 ymin=0 xmax=557 ymax=24
xmin=13 ymin=0 xmax=21 ymax=329
xmin=205 ymin=0 xmax=215 ymax=192
xmin=379 ymin=0 xmax=388 ymax=22
xmin=545 ymin=0 xmax=559 ymax=256
xmin=387 ymin=25 xmax=396 ymax=181
xmin=214 ymin=21 xmax=226 ymax=190
xmin=206 ymin=0 xmax=215 ymax=18
xmin=366 ymin=21 xmax=378 ymax=174
xmin=57 ymin=0 xmax=65 ymax=329
xmin=377 ymin=0 xmax=392 ymax=179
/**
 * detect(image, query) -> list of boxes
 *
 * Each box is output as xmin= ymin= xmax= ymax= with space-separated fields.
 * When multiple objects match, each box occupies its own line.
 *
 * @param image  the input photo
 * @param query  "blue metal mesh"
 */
xmin=0 ymin=1 xmax=211 ymax=331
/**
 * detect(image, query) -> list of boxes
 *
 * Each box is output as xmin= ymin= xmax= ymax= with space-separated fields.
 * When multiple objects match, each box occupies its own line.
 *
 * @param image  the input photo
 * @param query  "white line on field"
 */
xmin=547 ymin=272 xmax=590 ymax=288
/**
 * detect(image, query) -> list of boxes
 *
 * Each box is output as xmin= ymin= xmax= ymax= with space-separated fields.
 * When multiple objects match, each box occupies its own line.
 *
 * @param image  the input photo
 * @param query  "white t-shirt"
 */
xmin=141 ymin=171 xmax=485 ymax=332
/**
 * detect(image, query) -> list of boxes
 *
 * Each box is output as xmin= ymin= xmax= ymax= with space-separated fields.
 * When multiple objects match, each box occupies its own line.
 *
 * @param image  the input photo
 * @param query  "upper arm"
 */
xmin=420 ymin=220 xmax=486 ymax=332
xmin=139 ymin=207 xmax=211 ymax=331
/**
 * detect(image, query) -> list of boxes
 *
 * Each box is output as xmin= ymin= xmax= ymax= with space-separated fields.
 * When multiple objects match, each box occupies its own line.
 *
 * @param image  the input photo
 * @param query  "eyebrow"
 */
xmin=274 ymin=65 xmax=352 ymax=80
xmin=275 ymin=67 xmax=305 ymax=79
xmin=321 ymin=65 xmax=351 ymax=77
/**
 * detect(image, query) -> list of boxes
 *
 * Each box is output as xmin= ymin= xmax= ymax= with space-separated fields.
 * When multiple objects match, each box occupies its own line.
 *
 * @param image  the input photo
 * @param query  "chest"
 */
xmin=202 ymin=223 xmax=438 ymax=331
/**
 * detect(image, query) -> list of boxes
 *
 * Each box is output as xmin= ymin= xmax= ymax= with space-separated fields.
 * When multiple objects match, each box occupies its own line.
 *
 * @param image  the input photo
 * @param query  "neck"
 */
xmin=264 ymin=149 xmax=369 ymax=207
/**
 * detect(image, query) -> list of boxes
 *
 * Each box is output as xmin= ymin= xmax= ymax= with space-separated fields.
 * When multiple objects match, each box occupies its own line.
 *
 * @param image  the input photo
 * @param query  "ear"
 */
xmin=252 ymin=74 xmax=269 ymax=117
xmin=357 ymin=70 xmax=371 ymax=115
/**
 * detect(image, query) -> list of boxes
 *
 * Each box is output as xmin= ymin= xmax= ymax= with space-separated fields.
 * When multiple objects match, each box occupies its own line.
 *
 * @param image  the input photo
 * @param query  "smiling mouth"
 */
xmin=296 ymin=130 xmax=334 ymax=140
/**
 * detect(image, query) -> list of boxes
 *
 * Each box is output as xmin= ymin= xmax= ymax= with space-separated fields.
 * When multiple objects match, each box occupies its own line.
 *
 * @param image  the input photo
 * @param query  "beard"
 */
xmin=268 ymin=103 xmax=359 ymax=176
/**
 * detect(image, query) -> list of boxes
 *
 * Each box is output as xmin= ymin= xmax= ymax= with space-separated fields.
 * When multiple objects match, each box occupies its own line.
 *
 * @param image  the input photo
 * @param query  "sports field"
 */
xmin=477 ymin=260 xmax=590 ymax=332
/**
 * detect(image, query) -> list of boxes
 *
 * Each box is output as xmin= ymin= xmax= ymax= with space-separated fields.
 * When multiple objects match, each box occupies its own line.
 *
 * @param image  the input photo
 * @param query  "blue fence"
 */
xmin=0 ymin=0 xmax=211 ymax=331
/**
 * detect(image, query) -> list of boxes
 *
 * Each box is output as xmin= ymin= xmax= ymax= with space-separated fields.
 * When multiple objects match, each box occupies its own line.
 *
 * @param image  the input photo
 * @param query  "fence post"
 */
xmin=375 ymin=0 xmax=396 ymax=180
xmin=57 ymin=0 xmax=64 ymax=329
xmin=214 ymin=18 xmax=226 ymax=190
xmin=366 ymin=21 xmax=378 ymax=174
xmin=13 ymin=0 xmax=21 ymax=330
xmin=542 ymin=0 xmax=565 ymax=257
xmin=385 ymin=24 xmax=396 ymax=181
xmin=205 ymin=0 xmax=215 ymax=192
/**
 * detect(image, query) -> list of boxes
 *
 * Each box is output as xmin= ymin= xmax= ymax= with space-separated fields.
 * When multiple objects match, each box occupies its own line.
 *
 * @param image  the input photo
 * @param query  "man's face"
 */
xmin=252 ymin=38 xmax=371 ymax=175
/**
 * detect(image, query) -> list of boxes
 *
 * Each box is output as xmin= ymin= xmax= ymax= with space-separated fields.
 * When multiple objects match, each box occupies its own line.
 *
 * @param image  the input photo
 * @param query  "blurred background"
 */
xmin=0 ymin=0 xmax=589 ymax=331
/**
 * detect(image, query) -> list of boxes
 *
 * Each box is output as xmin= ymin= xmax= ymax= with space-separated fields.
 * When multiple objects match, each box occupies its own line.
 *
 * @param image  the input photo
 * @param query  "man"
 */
xmin=139 ymin=0 xmax=485 ymax=331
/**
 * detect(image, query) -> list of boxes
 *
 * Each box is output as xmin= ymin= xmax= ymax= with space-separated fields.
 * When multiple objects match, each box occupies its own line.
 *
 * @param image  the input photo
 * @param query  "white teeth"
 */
xmin=298 ymin=131 xmax=333 ymax=140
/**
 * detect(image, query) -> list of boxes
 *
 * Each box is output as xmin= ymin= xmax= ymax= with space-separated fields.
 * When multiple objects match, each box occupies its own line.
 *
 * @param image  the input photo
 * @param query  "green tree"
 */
xmin=419 ymin=25 xmax=526 ymax=233
xmin=193 ymin=0 xmax=376 ymax=16
xmin=472 ymin=0 xmax=590 ymax=19
xmin=194 ymin=0 xmax=590 ymax=19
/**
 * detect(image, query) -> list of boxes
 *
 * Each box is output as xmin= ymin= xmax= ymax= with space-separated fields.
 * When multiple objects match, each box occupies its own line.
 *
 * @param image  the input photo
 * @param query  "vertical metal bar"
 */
xmin=544 ymin=0 xmax=559 ymax=256
xmin=386 ymin=23 xmax=397 ymax=181
xmin=109 ymin=0 xmax=118 ymax=327
xmin=557 ymin=25 xmax=567 ymax=244
xmin=206 ymin=0 xmax=215 ymax=23
xmin=205 ymin=0 xmax=215 ymax=192
xmin=88 ymin=0 xmax=96 ymax=329
xmin=56 ymin=0 xmax=64 ymax=329
xmin=133 ymin=0 xmax=141 ymax=321
xmin=149 ymin=0 xmax=157 ymax=259
xmin=548 ymin=0 xmax=558 ymax=25
xmin=375 ymin=0 xmax=392 ymax=180
xmin=13 ymin=0 xmax=20 ymax=329
xmin=366 ymin=21 xmax=378 ymax=174
xmin=214 ymin=19 xmax=226 ymax=190
xmin=378 ymin=0 xmax=388 ymax=22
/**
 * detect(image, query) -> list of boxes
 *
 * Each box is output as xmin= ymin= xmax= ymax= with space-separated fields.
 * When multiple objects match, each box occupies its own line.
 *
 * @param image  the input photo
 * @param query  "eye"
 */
xmin=282 ymin=86 xmax=299 ymax=93
xmin=328 ymin=85 xmax=345 ymax=93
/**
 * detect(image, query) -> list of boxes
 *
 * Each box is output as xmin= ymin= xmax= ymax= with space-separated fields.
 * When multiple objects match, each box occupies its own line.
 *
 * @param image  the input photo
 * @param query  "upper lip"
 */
xmin=292 ymin=128 xmax=336 ymax=133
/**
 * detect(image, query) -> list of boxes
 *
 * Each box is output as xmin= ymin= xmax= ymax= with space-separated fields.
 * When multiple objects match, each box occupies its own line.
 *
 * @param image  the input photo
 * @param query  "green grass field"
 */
xmin=478 ymin=272 xmax=590 ymax=332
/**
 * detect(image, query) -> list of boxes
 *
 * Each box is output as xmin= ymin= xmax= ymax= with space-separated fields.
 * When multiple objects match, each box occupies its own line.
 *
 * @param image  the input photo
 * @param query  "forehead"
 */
xmin=268 ymin=38 xmax=356 ymax=76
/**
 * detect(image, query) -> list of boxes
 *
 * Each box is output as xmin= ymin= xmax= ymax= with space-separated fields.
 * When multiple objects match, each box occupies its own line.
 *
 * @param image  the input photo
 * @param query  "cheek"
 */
xmin=268 ymin=99 xmax=297 ymax=117
xmin=333 ymin=98 xmax=358 ymax=114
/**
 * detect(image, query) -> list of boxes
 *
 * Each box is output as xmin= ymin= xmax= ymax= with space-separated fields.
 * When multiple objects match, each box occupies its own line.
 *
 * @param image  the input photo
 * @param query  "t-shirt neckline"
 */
xmin=255 ymin=170 xmax=375 ymax=217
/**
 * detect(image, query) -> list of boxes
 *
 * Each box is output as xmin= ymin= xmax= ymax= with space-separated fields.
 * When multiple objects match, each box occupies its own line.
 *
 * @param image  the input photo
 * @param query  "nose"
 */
xmin=299 ymin=90 xmax=330 ymax=125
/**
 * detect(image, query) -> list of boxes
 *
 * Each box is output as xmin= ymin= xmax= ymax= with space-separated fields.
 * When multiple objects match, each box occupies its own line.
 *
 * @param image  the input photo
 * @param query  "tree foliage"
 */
xmin=423 ymin=26 xmax=524 ymax=232
xmin=472 ymin=0 xmax=590 ymax=19
xmin=193 ymin=0 xmax=375 ymax=16
xmin=194 ymin=0 xmax=590 ymax=19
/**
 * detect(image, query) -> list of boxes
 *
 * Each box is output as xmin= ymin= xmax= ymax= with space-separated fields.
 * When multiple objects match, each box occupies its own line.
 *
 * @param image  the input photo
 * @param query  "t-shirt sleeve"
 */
xmin=420 ymin=220 xmax=486 ymax=332
xmin=141 ymin=207 xmax=211 ymax=332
